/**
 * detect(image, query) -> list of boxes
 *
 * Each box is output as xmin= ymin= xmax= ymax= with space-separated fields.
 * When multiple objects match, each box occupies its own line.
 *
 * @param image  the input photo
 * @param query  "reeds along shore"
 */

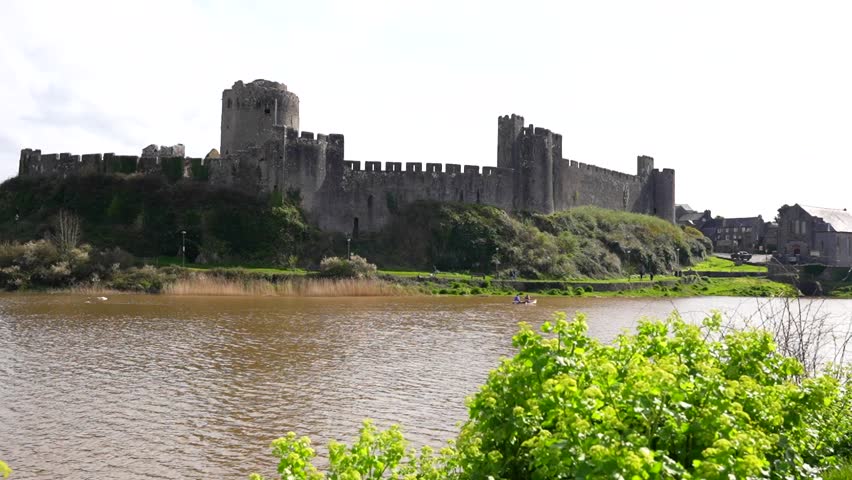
xmin=162 ymin=274 xmax=411 ymax=296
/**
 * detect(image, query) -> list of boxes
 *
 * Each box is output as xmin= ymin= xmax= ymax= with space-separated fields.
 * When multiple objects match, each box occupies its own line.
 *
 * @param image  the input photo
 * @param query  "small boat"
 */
xmin=512 ymin=299 xmax=537 ymax=305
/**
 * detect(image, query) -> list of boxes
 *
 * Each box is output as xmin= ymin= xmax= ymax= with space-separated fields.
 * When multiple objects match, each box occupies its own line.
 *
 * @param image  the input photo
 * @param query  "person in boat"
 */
xmin=524 ymin=294 xmax=531 ymax=303
xmin=513 ymin=294 xmax=522 ymax=304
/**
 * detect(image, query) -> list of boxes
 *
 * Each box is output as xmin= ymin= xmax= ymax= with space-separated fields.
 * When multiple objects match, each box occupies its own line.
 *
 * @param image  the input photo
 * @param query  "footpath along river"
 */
xmin=2 ymin=294 xmax=852 ymax=479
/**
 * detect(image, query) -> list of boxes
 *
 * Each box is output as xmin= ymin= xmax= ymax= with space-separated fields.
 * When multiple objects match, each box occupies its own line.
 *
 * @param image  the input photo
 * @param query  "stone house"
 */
xmin=700 ymin=216 xmax=765 ymax=253
xmin=776 ymin=204 xmax=852 ymax=266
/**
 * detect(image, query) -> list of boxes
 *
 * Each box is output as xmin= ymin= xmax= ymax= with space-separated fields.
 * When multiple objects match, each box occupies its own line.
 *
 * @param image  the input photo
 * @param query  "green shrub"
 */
xmin=254 ymin=313 xmax=852 ymax=479
xmin=317 ymin=255 xmax=377 ymax=279
xmin=107 ymin=265 xmax=168 ymax=293
xmin=457 ymin=312 xmax=852 ymax=479
xmin=249 ymin=420 xmax=457 ymax=480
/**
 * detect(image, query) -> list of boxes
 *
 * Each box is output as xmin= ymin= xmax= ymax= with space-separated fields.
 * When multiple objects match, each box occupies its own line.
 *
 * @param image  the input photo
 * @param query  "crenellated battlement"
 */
xmin=18 ymin=148 xmax=209 ymax=181
xmin=564 ymin=158 xmax=640 ymax=183
xmin=342 ymin=160 xmax=496 ymax=177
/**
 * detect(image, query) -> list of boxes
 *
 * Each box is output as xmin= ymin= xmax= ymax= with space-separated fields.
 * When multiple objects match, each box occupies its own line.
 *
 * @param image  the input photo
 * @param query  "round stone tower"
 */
xmin=220 ymin=79 xmax=300 ymax=155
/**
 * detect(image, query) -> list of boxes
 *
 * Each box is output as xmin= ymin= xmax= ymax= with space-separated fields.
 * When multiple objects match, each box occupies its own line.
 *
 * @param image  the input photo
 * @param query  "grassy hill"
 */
xmin=0 ymin=175 xmax=711 ymax=280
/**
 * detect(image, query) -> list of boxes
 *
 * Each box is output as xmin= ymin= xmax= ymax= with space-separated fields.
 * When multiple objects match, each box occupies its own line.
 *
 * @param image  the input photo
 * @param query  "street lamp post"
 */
xmin=675 ymin=247 xmax=681 ymax=270
xmin=181 ymin=230 xmax=186 ymax=267
xmin=494 ymin=247 xmax=501 ymax=277
xmin=346 ymin=237 xmax=351 ymax=260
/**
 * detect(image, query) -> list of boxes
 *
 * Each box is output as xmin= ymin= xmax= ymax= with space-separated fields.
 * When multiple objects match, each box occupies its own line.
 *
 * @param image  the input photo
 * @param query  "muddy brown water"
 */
xmin=2 ymin=294 xmax=851 ymax=479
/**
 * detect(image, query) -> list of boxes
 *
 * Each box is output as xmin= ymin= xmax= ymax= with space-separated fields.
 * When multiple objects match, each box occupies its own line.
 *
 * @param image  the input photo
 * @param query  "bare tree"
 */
xmin=50 ymin=210 xmax=82 ymax=253
xmin=723 ymin=297 xmax=852 ymax=380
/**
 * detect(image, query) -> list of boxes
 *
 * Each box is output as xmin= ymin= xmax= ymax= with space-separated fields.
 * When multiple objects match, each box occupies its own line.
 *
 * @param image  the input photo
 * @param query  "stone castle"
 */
xmin=18 ymin=79 xmax=675 ymax=234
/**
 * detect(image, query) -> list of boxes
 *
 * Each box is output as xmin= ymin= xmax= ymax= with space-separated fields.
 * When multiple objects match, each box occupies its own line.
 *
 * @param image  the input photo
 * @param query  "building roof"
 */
xmin=801 ymin=205 xmax=852 ymax=233
xmin=678 ymin=212 xmax=706 ymax=223
xmin=702 ymin=216 xmax=763 ymax=230
xmin=676 ymin=203 xmax=694 ymax=212
xmin=722 ymin=216 xmax=762 ymax=227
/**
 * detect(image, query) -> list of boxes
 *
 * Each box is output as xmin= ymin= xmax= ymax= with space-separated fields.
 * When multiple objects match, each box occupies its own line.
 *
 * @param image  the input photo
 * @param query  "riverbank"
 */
xmin=0 ymin=244 xmax=818 ymax=298
xmin=40 ymin=266 xmax=793 ymax=298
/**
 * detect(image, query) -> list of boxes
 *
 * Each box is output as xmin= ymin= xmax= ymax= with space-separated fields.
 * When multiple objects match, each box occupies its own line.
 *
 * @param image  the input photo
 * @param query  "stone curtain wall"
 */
xmin=18 ymin=149 xmax=209 ymax=182
xmin=553 ymin=159 xmax=653 ymax=213
xmin=313 ymin=163 xmax=515 ymax=233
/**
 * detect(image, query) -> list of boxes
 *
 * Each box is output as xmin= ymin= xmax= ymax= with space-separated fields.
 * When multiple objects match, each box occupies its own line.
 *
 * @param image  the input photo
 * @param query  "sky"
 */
xmin=1 ymin=0 xmax=850 ymax=220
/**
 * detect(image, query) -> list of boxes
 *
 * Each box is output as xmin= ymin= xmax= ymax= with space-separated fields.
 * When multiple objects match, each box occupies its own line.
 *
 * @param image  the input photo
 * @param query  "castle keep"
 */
xmin=18 ymin=79 xmax=676 ymax=234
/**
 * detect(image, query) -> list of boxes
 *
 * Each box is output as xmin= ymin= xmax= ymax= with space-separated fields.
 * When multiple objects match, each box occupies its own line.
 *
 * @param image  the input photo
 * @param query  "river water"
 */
xmin=2 ymin=294 xmax=852 ymax=479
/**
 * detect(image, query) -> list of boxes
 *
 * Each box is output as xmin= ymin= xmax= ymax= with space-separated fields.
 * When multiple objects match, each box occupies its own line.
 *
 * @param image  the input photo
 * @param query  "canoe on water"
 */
xmin=512 ymin=299 xmax=537 ymax=305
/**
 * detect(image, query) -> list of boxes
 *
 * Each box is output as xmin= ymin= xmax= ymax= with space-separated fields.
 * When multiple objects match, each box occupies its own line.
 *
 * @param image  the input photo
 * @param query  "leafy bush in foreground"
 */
xmin=254 ymin=313 xmax=852 ymax=479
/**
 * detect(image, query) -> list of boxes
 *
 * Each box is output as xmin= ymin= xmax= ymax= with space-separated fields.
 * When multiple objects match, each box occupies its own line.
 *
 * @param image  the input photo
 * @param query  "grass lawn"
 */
xmin=378 ymin=270 xmax=479 ymax=280
xmin=587 ymin=277 xmax=795 ymax=298
xmin=152 ymin=256 xmax=308 ymax=275
xmin=691 ymin=256 xmax=767 ymax=273
xmin=567 ymin=275 xmax=678 ymax=284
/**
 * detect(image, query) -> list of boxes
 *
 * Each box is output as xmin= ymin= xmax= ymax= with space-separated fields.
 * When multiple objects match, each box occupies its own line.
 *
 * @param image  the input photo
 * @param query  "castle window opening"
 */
xmin=476 ymin=190 xmax=481 ymax=204
xmin=353 ymin=217 xmax=360 ymax=239
xmin=264 ymin=104 xmax=271 ymax=115
xmin=367 ymin=195 xmax=374 ymax=209
xmin=459 ymin=191 xmax=464 ymax=202
xmin=227 ymin=98 xmax=232 ymax=109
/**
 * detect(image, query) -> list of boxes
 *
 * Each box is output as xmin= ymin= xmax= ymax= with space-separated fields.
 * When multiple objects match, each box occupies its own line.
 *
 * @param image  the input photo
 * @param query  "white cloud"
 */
xmin=1 ymin=0 xmax=851 ymax=219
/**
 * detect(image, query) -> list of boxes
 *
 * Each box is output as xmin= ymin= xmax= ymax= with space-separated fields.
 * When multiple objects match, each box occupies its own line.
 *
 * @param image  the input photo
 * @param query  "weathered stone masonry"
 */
xmin=17 ymin=79 xmax=676 ymax=234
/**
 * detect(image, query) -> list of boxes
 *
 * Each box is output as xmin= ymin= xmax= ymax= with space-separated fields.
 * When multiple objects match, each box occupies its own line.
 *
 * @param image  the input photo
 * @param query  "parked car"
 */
xmin=731 ymin=251 xmax=752 ymax=261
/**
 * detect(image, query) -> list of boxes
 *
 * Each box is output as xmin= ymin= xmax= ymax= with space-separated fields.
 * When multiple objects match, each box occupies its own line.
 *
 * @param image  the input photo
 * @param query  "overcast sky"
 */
xmin=1 ymin=0 xmax=850 ymax=220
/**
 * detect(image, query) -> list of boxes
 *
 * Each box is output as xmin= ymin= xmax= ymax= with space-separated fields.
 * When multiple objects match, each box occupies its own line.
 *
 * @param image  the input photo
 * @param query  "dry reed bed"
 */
xmin=163 ymin=274 xmax=412 ymax=296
